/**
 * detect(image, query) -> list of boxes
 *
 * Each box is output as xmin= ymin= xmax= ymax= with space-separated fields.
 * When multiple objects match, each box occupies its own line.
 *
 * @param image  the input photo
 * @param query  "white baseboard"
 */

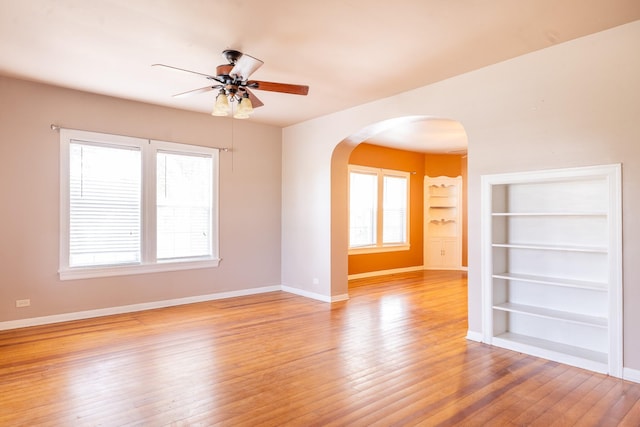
xmin=469 ymin=332 xmax=639 ymax=381
xmin=424 ymin=266 xmax=468 ymax=271
xmin=281 ymin=286 xmax=348 ymax=302
xmin=623 ymin=367 xmax=640 ymax=384
xmin=0 ymin=283 xmax=354 ymax=331
xmin=348 ymin=265 xmax=425 ymax=280
xmin=466 ymin=330 xmax=484 ymax=342
xmin=0 ymin=285 xmax=280 ymax=331
xmin=331 ymin=293 xmax=350 ymax=302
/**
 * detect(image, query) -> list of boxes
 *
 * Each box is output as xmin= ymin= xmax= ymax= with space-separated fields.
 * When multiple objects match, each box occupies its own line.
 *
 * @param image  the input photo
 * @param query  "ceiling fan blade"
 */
xmin=248 ymin=80 xmax=309 ymax=95
xmin=245 ymin=88 xmax=264 ymax=108
xmin=172 ymin=85 xmax=219 ymax=98
xmin=152 ymin=63 xmax=216 ymax=79
xmin=229 ymin=53 xmax=264 ymax=80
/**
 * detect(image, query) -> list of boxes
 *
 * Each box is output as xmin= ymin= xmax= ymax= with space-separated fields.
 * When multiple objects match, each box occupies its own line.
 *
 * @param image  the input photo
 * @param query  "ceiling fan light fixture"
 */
xmin=233 ymin=111 xmax=250 ymax=119
xmin=234 ymin=94 xmax=253 ymax=119
xmin=211 ymin=108 xmax=227 ymax=117
xmin=212 ymin=91 xmax=230 ymax=116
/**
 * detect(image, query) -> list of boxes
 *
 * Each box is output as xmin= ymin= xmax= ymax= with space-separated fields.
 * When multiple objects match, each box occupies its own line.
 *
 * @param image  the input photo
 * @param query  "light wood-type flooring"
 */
xmin=1 ymin=270 xmax=639 ymax=426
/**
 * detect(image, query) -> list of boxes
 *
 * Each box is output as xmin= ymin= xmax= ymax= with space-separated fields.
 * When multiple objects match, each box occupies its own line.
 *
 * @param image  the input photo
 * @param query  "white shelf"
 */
xmin=492 ymin=243 xmax=607 ymax=253
xmin=493 ymin=302 xmax=607 ymax=328
xmin=492 ymin=212 xmax=607 ymax=217
xmin=492 ymin=272 xmax=607 ymax=291
xmin=492 ymin=332 xmax=608 ymax=366
xmin=429 ymin=219 xmax=456 ymax=224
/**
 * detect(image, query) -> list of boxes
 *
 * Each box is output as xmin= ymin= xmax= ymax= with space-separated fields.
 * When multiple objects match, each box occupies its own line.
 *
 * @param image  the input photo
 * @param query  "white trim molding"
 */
xmin=348 ymin=265 xmax=424 ymax=280
xmin=0 ymin=286 xmax=279 ymax=331
xmin=0 ymin=284 xmax=353 ymax=331
xmin=281 ymin=286 xmax=349 ymax=303
xmin=466 ymin=330 xmax=484 ymax=343
xmin=331 ymin=293 xmax=350 ymax=302
xmin=623 ymin=367 xmax=640 ymax=384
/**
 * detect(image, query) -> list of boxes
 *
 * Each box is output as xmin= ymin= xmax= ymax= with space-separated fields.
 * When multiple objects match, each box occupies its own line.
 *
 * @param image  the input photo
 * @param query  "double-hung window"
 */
xmin=348 ymin=165 xmax=410 ymax=253
xmin=59 ymin=129 xmax=219 ymax=279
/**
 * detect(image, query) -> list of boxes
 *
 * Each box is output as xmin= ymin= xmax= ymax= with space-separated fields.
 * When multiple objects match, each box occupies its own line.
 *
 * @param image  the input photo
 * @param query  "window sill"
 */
xmin=348 ymin=245 xmax=410 ymax=255
xmin=59 ymin=258 xmax=221 ymax=281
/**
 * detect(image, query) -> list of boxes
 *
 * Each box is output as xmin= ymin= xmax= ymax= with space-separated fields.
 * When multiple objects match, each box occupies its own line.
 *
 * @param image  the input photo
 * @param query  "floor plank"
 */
xmin=0 ymin=270 xmax=638 ymax=426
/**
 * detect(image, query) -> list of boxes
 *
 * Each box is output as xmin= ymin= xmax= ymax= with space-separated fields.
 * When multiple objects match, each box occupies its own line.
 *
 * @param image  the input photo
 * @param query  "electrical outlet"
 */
xmin=16 ymin=299 xmax=30 ymax=308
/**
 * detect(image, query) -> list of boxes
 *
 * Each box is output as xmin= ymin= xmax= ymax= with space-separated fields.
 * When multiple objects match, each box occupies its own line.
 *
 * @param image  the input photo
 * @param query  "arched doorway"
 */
xmin=330 ymin=116 xmax=468 ymax=297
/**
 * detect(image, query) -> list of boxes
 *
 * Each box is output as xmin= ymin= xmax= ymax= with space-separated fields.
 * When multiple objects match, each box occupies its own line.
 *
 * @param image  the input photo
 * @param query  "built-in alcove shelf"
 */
xmin=429 ymin=184 xmax=456 ymax=189
xmin=429 ymin=219 xmax=456 ymax=224
xmin=424 ymin=176 xmax=462 ymax=270
xmin=481 ymin=164 xmax=622 ymax=377
xmin=492 ymin=333 xmax=608 ymax=368
xmin=493 ymin=302 xmax=608 ymax=328
xmin=492 ymin=212 xmax=607 ymax=218
xmin=492 ymin=272 xmax=607 ymax=291
xmin=491 ymin=243 xmax=608 ymax=253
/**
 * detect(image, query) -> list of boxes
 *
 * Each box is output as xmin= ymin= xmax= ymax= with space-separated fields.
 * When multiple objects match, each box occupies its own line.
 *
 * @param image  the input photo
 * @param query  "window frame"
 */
xmin=59 ymin=129 xmax=220 ymax=280
xmin=348 ymin=165 xmax=410 ymax=255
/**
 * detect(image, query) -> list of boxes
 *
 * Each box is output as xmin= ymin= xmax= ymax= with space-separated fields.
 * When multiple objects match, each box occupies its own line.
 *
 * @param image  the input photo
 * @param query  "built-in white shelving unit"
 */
xmin=424 ymin=176 xmax=462 ymax=269
xmin=481 ymin=164 xmax=622 ymax=376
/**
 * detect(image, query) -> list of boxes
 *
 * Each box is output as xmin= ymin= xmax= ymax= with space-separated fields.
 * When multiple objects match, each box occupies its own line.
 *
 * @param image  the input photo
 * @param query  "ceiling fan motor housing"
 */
xmin=223 ymin=49 xmax=243 ymax=64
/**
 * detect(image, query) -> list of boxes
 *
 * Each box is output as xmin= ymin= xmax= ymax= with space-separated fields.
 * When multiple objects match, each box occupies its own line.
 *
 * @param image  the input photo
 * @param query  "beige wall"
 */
xmin=0 ymin=76 xmax=282 ymax=322
xmin=282 ymin=21 xmax=640 ymax=370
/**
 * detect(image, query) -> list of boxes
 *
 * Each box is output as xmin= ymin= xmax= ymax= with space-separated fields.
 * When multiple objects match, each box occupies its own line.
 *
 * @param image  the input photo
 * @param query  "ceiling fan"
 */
xmin=153 ymin=49 xmax=309 ymax=118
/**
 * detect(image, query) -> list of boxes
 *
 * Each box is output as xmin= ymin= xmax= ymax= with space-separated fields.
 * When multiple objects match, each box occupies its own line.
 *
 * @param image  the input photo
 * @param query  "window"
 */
xmin=60 ymin=129 xmax=219 ymax=279
xmin=156 ymin=150 xmax=212 ymax=260
xmin=349 ymin=165 xmax=410 ymax=253
xmin=68 ymin=141 xmax=142 ymax=268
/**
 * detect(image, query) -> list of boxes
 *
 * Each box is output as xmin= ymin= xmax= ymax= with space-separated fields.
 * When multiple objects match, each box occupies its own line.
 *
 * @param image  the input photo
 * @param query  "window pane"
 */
xmin=157 ymin=151 xmax=212 ymax=260
xmin=69 ymin=142 xmax=141 ymax=267
xmin=349 ymin=172 xmax=377 ymax=247
xmin=383 ymin=175 xmax=407 ymax=244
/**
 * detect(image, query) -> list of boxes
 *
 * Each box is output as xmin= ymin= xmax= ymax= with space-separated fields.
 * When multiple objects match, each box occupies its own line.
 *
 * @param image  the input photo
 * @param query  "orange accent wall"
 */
xmin=348 ymin=146 xmax=468 ymax=275
xmin=348 ymin=144 xmax=425 ymax=275
xmin=424 ymin=153 xmax=462 ymax=177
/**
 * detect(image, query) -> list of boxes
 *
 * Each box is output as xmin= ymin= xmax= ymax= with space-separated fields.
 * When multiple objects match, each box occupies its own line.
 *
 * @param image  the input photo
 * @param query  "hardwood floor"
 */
xmin=1 ymin=270 xmax=639 ymax=426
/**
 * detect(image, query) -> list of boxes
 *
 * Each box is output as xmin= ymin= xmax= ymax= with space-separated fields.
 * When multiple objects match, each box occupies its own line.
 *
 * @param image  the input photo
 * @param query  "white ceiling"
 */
xmin=1 ymin=0 xmax=639 ymax=153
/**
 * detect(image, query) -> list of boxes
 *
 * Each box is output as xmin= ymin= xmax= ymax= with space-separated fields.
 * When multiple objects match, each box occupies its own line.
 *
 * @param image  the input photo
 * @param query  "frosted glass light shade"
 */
xmin=212 ymin=93 xmax=230 ymax=116
xmin=234 ymin=96 xmax=253 ymax=119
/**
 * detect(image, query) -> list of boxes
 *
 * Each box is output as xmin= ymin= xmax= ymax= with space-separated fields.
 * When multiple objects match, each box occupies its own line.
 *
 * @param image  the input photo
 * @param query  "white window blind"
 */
xmin=157 ymin=151 xmax=212 ymax=260
xmin=382 ymin=175 xmax=407 ymax=244
xmin=69 ymin=142 xmax=141 ymax=267
xmin=349 ymin=171 xmax=377 ymax=247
